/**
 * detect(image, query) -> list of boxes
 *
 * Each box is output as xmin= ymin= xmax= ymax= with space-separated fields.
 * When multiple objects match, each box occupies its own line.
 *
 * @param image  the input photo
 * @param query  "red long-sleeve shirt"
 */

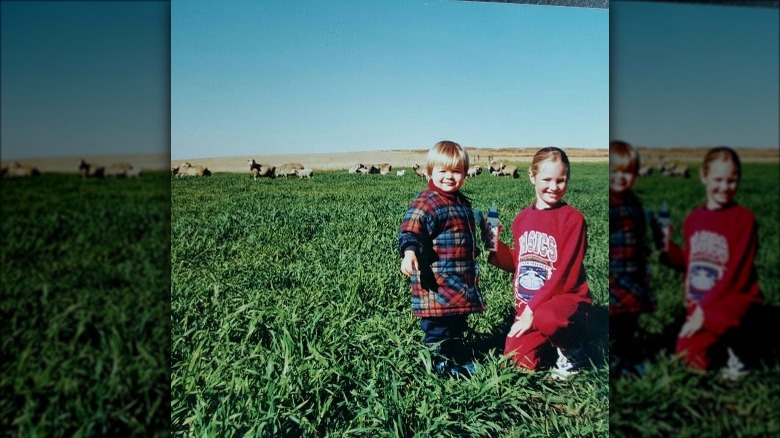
xmin=663 ymin=203 xmax=762 ymax=334
xmin=490 ymin=203 xmax=591 ymax=312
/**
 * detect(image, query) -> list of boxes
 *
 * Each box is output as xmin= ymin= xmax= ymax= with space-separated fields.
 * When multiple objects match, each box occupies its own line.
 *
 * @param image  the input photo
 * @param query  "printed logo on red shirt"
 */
xmin=687 ymin=230 xmax=728 ymax=300
xmin=515 ymin=230 xmax=557 ymax=302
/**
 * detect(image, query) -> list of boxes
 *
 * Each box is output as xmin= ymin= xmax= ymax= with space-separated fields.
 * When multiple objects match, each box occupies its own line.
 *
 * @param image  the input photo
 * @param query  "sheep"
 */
xmin=104 ymin=162 xmax=138 ymax=178
xmin=296 ymin=168 xmax=314 ymax=179
xmin=125 ymin=166 xmax=141 ymax=178
xmin=352 ymin=163 xmax=380 ymax=175
xmin=178 ymin=162 xmax=210 ymax=177
xmin=171 ymin=166 xmax=180 ymax=177
xmin=277 ymin=162 xmax=304 ymax=178
xmin=669 ymin=165 xmax=690 ymax=178
xmin=248 ymin=159 xmax=261 ymax=179
xmin=467 ymin=165 xmax=482 ymax=177
xmin=375 ymin=163 xmax=392 ymax=175
xmin=396 ymin=170 xmax=406 ymax=177
xmin=498 ymin=164 xmax=518 ymax=178
xmin=4 ymin=161 xmax=40 ymax=177
xmin=412 ymin=164 xmax=428 ymax=179
xmin=248 ymin=159 xmax=275 ymax=179
xmin=659 ymin=162 xmax=690 ymax=178
xmin=638 ymin=165 xmax=653 ymax=177
xmin=488 ymin=160 xmax=504 ymax=176
xmin=79 ymin=159 xmax=105 ymax=178
xmin=348 ymin=164 xmax=361 ymax=174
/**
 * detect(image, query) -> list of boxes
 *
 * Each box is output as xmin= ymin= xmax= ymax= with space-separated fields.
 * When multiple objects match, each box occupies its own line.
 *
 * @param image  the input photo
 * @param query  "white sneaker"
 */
xmin=550 ymin=347 xmax=580 ymax=381
xmin=719 ymin=347 xmax=748 ymax=381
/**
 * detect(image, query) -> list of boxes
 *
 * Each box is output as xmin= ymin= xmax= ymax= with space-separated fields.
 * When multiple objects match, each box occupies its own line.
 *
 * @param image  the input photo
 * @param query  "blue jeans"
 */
xmin=420 ymin=315 xmax=468 ymax=361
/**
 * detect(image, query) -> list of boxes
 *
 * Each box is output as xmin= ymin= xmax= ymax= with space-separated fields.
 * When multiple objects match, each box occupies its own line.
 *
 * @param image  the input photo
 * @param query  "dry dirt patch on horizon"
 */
xmin=173 ymin=148 xmax=609 ymax=174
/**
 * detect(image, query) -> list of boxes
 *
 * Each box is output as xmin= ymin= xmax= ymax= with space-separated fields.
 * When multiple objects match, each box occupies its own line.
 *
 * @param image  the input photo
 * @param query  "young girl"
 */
xmin=660 ymin=147 xmax=762 ymax=376
xmin=488 ymin=147 xmax=592 ymax=379
xmin=609 ymin=140 xmax=656 ymax=376
xmin=399 ymin=141 xmax=489 ymax=376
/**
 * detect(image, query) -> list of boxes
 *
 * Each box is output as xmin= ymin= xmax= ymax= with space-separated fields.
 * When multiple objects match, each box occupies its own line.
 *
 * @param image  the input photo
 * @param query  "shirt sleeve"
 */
xmin=488 ymin=241 xmax=516 ymax=273
xmin=398 ymin=194 xmax=433 ymax=257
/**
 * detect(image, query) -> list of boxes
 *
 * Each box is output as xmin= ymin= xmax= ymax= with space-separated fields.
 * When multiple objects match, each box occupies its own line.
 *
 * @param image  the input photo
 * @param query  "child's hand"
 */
xmin=508 ymin=306 xmax=534 ymax=338
xmin=661 ymin=224 xmax=674 ymax=253
xmin=401 ymin=250 xmax=418 ymax=277
xmin=679 ymin=305 xmax=704 ymax=337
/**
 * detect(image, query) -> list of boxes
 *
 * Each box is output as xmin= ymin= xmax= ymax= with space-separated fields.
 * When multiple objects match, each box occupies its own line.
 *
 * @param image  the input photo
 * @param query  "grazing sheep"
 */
xmin=248 ymin=159 xmax=261 ymax=178
xmin=4 ymin=161 xmax=40 ymax=177
xmin=178 ymin=162 xmax=210 ymax=177
xmin=79 ymin=159 xmax=105 ymax=178
xmin=375 ymin=163 xmax=392 ymax=175
xmin=104 ymin=162 xmax=138 ymax=178
xmin=352 ymin=163 xmax=380 ymax=175
xmin=669 ymin=165 xmax=690 ymax=178
xmin=296 ymin=168 xmax=314 ymax=178
xmin=248 ymin=159 xmax=275 ymax=179
xmin=498 ymin=164 xmax=518 ymax=178
xmin=488 ymin=160 xmax=504 ymax=176
xmin=467 ymin=165 xmax=482 ymax=177
xmin=396 ymin=170 xmax=406 ymax=177
xmin=171 ymin=166 xmax=180 ymax=177
xmin=659 ymin=161 xmax=690 ymax=178
xmin=348 ymin=164 xmax=361 ymax=174
xmin=412 ymin=164 xmax=428 ymax=179
xmin=638 ymin=165 xmax=653 ymax=177
xmin=277 ymin=162 xmax=304 ymax=178
xmin=125 ymin=166 xmax=141 ymax=178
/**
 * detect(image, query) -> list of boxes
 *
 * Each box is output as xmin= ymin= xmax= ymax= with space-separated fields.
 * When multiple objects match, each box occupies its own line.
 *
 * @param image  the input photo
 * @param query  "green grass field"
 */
xmin=610 ymin=162 xmax=780 ymax=437
xmin=171 ymin=163 xmax=610 ymax=436
xmin=4 ymin=161 xmax=774 ymax=436
xmin=1 ymin=172 xmax=170 ymax=436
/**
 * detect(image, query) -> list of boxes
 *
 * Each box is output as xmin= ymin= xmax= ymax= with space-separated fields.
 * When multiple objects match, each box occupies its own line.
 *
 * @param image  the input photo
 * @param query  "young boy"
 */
xmin=609 ymin=140 xmax=656 ymax=376
xmin=398 ymin=141 xmax=488 ymax=376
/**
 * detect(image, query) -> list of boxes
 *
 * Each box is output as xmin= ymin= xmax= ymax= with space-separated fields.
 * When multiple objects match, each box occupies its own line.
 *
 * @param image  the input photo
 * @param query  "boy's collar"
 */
xmin=427 ymin=179 xmax=459 ymax=200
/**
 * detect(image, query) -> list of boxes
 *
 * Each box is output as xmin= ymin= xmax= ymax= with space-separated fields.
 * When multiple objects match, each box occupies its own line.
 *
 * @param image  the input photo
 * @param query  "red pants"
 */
xmin=505 ymin=295 xmax=587 ymax=370
xmin=675 ymin=304 xmax=749 ymax=370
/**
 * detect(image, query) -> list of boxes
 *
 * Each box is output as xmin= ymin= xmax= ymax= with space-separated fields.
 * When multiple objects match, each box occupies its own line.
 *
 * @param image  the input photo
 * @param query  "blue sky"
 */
xmin=610 ymin=1 xmax=779 ymax=149
xmin=171 ymin=0 xmax=609 ymax=159
xmin=2 ymin=2 xmax=776 ymax=161
xmin=1 ymin=1 xmax=169 ymax=160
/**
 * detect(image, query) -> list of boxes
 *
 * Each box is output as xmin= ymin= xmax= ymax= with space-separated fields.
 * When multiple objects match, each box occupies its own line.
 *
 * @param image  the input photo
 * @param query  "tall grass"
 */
xmin=171 ymin=163 xmax=609 ymax=436
xmin=1 ymin=172 xmax=171 ymax=436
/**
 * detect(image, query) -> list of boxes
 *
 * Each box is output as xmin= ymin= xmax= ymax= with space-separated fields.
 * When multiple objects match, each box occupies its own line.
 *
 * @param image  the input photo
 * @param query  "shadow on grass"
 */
xmin=465 ymin=304 xmax=610 ymax=370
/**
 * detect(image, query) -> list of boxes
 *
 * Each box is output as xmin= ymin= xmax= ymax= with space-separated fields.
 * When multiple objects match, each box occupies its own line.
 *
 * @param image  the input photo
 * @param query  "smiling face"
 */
xmin=530 ymin=159 xmax=568 ymax=209
xmin=701 ymin=158 xmax=739 ymax=209
xmin=430 ymin=165 xmax=465 ymax=193
xmin=609 ymin=164 xmax=636 ymax=195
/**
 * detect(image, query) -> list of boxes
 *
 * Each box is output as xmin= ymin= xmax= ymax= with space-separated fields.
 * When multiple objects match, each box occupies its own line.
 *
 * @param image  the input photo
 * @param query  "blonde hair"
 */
xmin=426 ymin=141 xmax=469 ymax=176
xmin=702 ymin=146 xmax=741 ymax=180
xmin=610 ymin=140 xmax=640 ymax=174
xmin=529 ymin=147 xmax=570 ymax=180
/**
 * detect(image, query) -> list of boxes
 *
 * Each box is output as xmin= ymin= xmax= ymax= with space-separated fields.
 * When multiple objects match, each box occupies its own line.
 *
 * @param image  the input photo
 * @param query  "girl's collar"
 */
xmin=703 ymin=200 xmax=737 ymax=211
xmin=532 ymin=201 xmax=567 ymax=211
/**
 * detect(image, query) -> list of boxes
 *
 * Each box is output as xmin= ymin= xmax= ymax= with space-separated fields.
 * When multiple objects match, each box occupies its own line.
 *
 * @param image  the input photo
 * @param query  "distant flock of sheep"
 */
xmin=1 ymin=159 xmax=141 ymax=178
xmin=637 ymin=159 xmax=690 ymax=178
xmin=78 ymin=159 xmax=141 ymax=178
